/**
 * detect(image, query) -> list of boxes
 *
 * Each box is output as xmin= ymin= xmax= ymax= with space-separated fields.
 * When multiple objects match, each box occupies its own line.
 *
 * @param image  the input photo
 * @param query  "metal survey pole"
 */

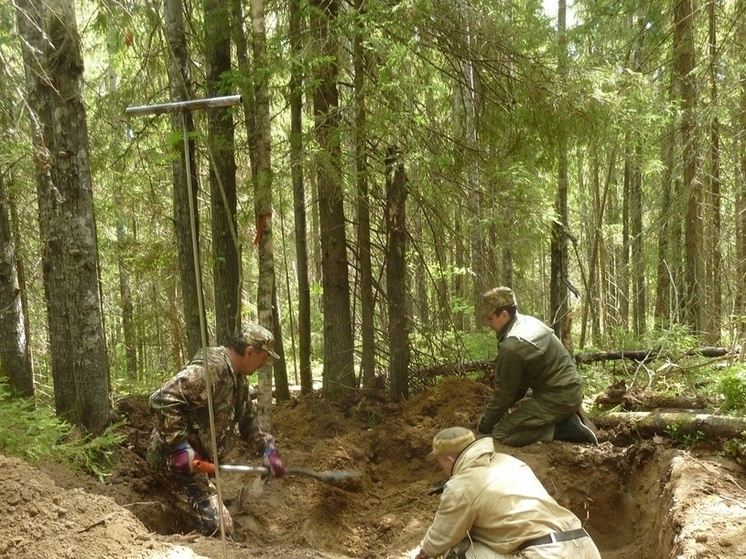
xmin=125 ymin=95 xmax=241 ymax=553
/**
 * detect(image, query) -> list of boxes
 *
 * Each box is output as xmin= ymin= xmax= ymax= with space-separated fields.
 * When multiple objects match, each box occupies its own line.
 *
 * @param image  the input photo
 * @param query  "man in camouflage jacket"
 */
xmin=147 ymin=323 xmax=285 ymax=536
xmin=478 ymin=287 xmax=597 ymax=447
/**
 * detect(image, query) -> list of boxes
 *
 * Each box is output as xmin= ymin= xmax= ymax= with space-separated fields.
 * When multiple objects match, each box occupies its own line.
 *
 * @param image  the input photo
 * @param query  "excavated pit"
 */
xmin=3 ymin=377 xmax=745 ymax=558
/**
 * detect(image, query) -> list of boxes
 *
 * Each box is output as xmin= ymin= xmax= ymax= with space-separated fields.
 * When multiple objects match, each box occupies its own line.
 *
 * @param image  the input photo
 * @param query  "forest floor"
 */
xmin=2 ymin=376 xmax=746 ymax=559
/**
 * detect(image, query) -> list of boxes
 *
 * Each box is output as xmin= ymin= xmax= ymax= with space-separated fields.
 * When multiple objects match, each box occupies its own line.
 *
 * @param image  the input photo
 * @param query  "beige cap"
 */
xmin=427 ymin=427 xmax=475 ymax=459
xmin=240 ymin=323 xmax=280 ymax=359
xmin=482 ymin=286 xmax=517 ymax=318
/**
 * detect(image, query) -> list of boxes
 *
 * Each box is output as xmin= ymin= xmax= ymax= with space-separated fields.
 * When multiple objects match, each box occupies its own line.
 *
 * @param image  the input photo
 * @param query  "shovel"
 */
xmin=218 ymin=464 xmax=362 ymax=484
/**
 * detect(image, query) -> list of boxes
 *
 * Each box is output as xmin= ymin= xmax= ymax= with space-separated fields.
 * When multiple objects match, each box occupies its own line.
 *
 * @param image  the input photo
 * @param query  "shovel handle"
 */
xmin=218 ymin=464 xmax=269 ymax=475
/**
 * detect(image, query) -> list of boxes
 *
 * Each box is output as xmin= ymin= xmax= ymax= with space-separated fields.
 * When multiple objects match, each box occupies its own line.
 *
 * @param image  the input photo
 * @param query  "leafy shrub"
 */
xmin=718 ymin=365 xmax=746 ymax=412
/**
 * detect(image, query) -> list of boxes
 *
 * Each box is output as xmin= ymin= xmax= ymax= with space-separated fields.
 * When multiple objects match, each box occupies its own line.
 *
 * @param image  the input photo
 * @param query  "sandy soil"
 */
xmin=2 ymin=376 xmax=746 ymax=558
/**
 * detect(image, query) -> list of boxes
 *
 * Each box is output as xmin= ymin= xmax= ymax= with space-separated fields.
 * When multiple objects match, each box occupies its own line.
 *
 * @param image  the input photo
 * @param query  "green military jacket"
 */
xmin=479 ymin=313 xmax=583 ymax=434
xmin=148 ymin=347 xmax=270 ymax=464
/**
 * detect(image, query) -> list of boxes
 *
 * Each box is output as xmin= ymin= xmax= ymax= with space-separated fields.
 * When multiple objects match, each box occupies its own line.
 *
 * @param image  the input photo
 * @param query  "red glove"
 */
xmin=263 ymin=446 xmax=285 ymax=477
xmin=172 ymin=443 xmax=215 ymax=475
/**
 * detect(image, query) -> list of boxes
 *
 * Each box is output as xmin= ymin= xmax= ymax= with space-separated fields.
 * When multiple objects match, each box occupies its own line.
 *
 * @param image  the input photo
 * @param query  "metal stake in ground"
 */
xmin=125 ymin=94 xmax=241 ymax=556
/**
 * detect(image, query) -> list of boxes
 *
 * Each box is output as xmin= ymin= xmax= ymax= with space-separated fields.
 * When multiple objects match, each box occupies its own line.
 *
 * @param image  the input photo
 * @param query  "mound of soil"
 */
xmin=3 ymin=376 xmax=746 ymax=558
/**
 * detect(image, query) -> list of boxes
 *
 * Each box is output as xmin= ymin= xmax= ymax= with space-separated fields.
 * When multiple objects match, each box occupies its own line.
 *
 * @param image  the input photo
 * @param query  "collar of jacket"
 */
xmin=451 ymin=436 xmax=495 ymax=476
xmin=497 ymin=312 xmax=520 ymax=342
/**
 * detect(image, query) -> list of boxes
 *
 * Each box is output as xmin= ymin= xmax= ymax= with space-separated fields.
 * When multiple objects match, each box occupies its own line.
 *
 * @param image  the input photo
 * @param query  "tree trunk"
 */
xmin=655 ymin=76 xmax=677 ymax=330
xmin=386 ymin=149 xmax=409 ymax=401
xmin=593 ymin=411 xmax=746 ymax=440
xmin=204 ymin=0 xmax=240 ymax=343
xmin=0 ymin=168 xmax=34 ymax=397
xmin=16 ymin=0 xmax=110 ymax=433
xmin=706 ymin=0 xmax=722 ymax=344
xmin=674 ymin=0 xmax=702 ymax=333
xmin=288 ymin=0 xmax=313 ymax=394
xmin=550 ymin=0 xmax=570 ymax=344
xmin=310 ymin=0 xmax=356 ymax=398
xmin=105 ymin=18 xmax=137 ymax=380
xmin=272 ymin=283 xmax=291 ymax=401
xmin=739 ymin=0 xmax=746 ymax=341
xmin=628 ymin=11 xmax=646 ymax=338
xmin=251 ymin=0 xmax=278 ymax=424
xmin=354 ymin=0 xmax=376 ymax=390
xmin=163 ymin=0 xmax=202 ymax=357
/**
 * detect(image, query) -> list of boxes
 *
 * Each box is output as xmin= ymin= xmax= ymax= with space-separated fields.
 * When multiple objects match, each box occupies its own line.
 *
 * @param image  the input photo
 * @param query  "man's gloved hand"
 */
xmin=476 ymin=415 xmax=493 ymax=435
xmin=193 ymin=458 xmax=216 ymax=474
xmin=171 ymin=443 xmax=215 ymax=475
xmin=263 ymin=446 xmax=285 ymax=477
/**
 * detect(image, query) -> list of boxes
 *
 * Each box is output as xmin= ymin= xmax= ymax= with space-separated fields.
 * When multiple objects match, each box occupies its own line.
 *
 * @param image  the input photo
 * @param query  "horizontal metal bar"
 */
xmin=125 ymin=94 xmax=242 ymax=117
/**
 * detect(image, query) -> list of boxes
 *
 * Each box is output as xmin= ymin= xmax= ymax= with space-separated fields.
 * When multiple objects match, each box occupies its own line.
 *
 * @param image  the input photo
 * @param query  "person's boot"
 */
xmin=577 ymin=407 xmax=599 ymax=436
xmin=553 ymin=413 xmax=598 ymax=444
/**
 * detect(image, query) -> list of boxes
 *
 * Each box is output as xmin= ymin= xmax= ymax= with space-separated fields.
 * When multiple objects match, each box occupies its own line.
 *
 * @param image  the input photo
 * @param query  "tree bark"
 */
xmin=674 ymin=0 xmax=702 ymax=332
xmin=654 ymin=76 xmax=677 ymax=329
xmin=0 ymin=168 xmax=34 ymax=397
xmin=593 ymin=411 xmax=746 ymax=440
xmin=310 ymin=0 xmax=356 ymax=398
xmin=386 ymin=148 xmax=409 ymax=401
xmin=15 ymin=0 xmax=110 ymax=433
xmin=550 ymin=0 xmax=570 ymax=344
xmin=163 ymin=0 xmax=202 ymax=357
xmin=631 ymin=11 xmax=645 ymax=338
xmin=739 ymin=0 xmax=746 ymax=341
xmin=251 ymin=0 xmax=278 ymax=424
xmin=272 ymin=283 xmax=290 ymax=401
xmin=354 ymin=0 xmax=376 ymax=391
xmin=288 ymin=0 xmax=312 ymax=394
xmin=204 ymin=0 xmax=240 ymax=343
xmin=706 ymin=0 xmax=722 ymax=344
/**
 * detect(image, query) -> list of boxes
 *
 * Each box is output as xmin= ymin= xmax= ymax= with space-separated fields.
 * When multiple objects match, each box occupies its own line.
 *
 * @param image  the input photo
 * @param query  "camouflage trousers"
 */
xmin=167 ymin=471 xmax=234 ymax=537
xmin=147 ymin=441 xmax=233 ymax=537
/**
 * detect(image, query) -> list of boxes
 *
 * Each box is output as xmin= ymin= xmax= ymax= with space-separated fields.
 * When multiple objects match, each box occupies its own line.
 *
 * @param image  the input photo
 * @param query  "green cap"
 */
xmin=241 ymin=323 xmax=280 ymax=359
xmin=482 ymin=286 xmax=517 ymax=318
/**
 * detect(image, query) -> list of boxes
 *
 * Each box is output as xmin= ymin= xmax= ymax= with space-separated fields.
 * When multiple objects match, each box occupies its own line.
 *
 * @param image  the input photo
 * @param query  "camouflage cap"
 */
xmin=241 ymin=323 xmax=280 ymax=359
xmin=482 ymin=286 xmax=517 ymax=318
xmin=427 ymin=427 xmax=475 ymax=459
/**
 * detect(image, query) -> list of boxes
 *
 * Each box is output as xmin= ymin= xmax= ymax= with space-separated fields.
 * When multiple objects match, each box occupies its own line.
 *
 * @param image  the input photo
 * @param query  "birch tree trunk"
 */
xmin=251 ymin=0 xmax=278 ymax=423
xmin=15 ymin=0 xmax=110 ymax=433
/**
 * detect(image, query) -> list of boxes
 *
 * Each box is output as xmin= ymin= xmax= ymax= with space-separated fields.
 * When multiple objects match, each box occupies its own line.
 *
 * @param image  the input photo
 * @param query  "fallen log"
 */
xmin=575 ymin=346 xmax=734 ymax=365
xmin=592 ymin=411 xmax=746 ymax=440
xmin=594 ymin=382 xmax=710 ymax=410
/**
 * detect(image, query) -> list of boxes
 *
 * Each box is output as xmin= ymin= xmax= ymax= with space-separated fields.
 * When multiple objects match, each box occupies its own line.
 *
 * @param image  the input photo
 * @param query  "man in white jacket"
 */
xmin=415 ymin=427 xmax=602 ymax=559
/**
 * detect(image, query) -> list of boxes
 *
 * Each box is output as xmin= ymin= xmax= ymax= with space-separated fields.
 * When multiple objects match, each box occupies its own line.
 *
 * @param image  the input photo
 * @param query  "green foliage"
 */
xmin=718 ymin=365 xmax=746 ymax=413
xmin=663 ymin=423 xmax=705 ymax=449
xmin=723 ymin=433 xmax=746 ymax=465
xmin=0 ymin=379 xmax=125 ymax=481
